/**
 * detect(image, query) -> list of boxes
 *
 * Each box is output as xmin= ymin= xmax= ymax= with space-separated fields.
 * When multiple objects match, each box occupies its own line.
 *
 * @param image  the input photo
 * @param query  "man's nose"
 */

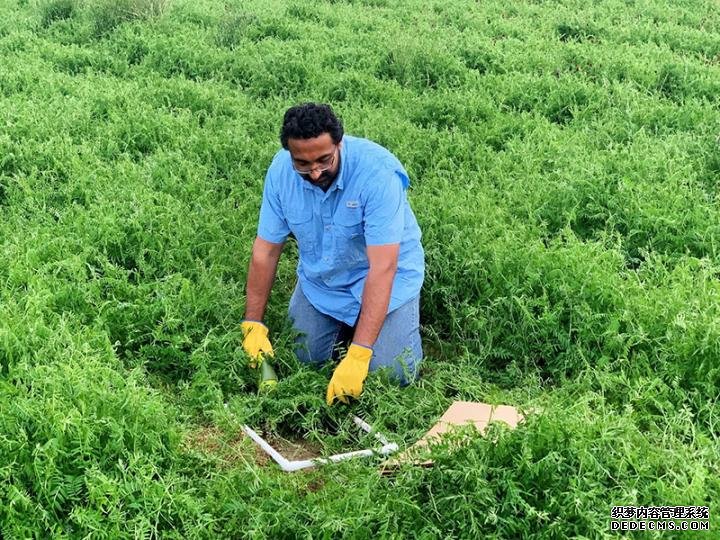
xmin=309 ymin=168 xmax=323 ymax=180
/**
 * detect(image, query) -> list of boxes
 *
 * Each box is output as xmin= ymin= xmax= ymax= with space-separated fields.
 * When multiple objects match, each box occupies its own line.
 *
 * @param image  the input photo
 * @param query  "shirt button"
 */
xmin=323 ymin=257 xmax=329 ymax=262
xmin=325 ymin=225 xmax=331 ymax=231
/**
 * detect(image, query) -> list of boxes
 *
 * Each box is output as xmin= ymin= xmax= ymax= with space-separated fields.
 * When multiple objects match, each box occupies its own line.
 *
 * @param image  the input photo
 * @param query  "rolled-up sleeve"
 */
xmin=257 ymin=169 xmax=290 ymax=243
xmin=363 ymin=169 xmax=406 ymax=246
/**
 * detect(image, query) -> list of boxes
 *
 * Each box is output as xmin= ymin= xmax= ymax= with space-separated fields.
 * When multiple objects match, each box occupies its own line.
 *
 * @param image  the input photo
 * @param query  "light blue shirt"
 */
xmin=257 ymin=135 xmax=424 ymax=326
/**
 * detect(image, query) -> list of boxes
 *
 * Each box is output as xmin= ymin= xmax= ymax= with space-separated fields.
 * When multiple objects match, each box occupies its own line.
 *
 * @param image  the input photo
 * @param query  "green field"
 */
xmin=1 ymin=0 xmax=719 ymax=537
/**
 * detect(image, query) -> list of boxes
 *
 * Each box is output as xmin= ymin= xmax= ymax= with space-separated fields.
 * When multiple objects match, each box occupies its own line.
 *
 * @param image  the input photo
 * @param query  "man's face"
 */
xmin=287 ymin=133 xmax=341 ymax=190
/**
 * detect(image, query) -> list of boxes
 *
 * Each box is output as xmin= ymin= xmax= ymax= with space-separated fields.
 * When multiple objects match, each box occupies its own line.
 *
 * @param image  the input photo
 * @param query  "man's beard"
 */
xmin=301 ymin=168 xmax=338 ymax=190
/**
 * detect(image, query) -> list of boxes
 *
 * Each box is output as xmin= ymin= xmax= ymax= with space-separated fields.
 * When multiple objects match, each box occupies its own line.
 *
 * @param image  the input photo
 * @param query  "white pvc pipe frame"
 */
xmin=243 ymin=415 xmax=398 ymax=472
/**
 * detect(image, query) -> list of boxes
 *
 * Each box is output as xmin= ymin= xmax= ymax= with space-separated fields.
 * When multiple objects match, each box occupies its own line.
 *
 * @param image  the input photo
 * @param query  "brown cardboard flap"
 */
xmin=490 ymin=404 xmax=523 ymax=428
xmin=380 ymin=401 xmax=523 ymax=474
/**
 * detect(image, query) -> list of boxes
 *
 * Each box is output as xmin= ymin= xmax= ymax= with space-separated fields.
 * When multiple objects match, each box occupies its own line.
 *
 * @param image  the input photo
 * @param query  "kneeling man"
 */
xmin=241 ymin=103 xmax=424 ymax=405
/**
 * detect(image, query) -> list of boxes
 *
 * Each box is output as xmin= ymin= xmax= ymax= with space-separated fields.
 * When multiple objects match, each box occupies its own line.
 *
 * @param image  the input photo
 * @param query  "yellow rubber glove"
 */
xmin=240 ymin=321 xmax=274 ymax=368
xmin=326 ymin=343 xmax=373 ymax=405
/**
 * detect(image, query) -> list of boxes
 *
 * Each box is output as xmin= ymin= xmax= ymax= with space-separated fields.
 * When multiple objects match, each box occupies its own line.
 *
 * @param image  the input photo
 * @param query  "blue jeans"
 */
xmin=288 ymin=284 xmax=422 ymax=385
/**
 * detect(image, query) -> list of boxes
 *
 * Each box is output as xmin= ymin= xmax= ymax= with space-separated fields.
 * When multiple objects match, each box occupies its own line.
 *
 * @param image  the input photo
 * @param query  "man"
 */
xmin=240 ymin=103 xmax=424 ymax=405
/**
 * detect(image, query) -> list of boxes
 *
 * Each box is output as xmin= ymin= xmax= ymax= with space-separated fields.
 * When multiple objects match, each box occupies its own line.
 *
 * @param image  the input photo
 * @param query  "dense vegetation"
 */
xmin=1 ymin=0 xmax=718 ymax=537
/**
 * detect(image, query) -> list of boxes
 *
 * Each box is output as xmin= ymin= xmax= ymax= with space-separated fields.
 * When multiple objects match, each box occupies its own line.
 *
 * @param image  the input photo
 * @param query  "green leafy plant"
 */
xmin=88 ymin=0 xmax=169 ymax=35
xmin=1 ymin=0 xmax=719 ymax=536
xmin=38 ymin=0 xmax=78 ymax=27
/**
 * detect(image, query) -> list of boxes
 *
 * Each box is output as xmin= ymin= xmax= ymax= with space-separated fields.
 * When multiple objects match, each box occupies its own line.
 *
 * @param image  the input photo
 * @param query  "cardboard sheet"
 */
xmin=381 ymin=401 xmax=523 ymax=473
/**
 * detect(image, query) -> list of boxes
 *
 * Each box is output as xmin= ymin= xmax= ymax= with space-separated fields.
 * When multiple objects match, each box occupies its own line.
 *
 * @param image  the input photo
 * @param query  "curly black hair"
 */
xmin=280 ymin=103 xmax=344 ymax=149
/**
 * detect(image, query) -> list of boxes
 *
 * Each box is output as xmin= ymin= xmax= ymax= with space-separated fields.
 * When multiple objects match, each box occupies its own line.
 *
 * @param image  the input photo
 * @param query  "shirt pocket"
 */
xmin=334 ymin=209 xmax=366 ymax=265
xmin=287 ymin=212 xmax=316 ymax=259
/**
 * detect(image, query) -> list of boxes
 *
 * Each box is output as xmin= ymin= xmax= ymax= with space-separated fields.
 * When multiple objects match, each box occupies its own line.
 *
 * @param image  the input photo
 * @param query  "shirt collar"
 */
xmin=335 ymin=139 xmax=346 ymax=191
xmin=326 ymin=144 xmax=345 ymax=194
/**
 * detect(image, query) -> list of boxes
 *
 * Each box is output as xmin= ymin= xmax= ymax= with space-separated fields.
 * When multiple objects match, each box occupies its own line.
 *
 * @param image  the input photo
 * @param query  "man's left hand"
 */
xmin=326 ymin=344 xmax=373 ymax=405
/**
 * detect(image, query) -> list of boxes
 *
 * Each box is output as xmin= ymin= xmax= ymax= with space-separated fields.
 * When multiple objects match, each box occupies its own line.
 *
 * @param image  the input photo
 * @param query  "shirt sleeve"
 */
xmin=363 ymin=168 xmax=406 ymax=246
xmin=257 ymin=168 xmax=290 ymax=243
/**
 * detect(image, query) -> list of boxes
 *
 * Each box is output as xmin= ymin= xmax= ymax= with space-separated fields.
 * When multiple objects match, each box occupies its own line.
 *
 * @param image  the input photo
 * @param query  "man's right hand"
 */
xmin=240 ymin=321 xmax=274 ymax=368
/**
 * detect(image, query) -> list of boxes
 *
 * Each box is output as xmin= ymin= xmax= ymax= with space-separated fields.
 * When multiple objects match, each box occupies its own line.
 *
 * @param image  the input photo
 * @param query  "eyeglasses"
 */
xmin=292 ymin=146 xmax=337 ymax=175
